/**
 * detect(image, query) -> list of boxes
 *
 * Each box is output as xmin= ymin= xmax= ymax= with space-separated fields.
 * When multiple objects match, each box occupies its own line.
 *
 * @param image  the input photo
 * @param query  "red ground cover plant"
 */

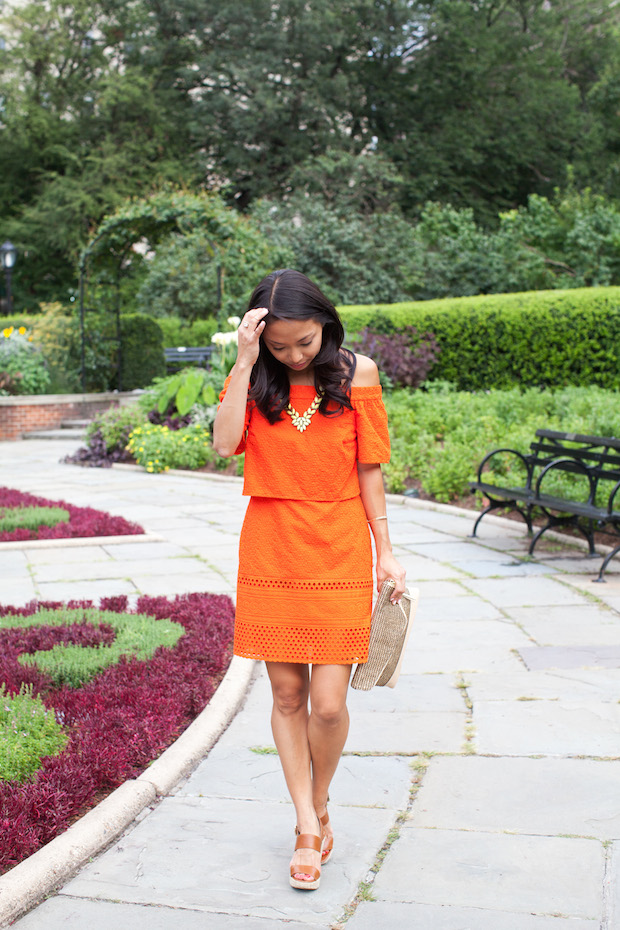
xmin=0 ymin=487 xmax=144 ymax=541
xmin=0 ymin=593 xmax=235 ymax=873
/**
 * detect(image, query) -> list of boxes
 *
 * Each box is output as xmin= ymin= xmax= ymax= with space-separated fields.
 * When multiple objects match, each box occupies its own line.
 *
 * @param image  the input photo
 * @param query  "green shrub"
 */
xmin=0 ymin=684 xmax=68 ymax=784
xmin=0 ymin=506 xmax=70 ymax=532
xmin=119 ymin=314 xmax=166 ymax=390
xmin=0 ymin=326 xmax=52 ymax=395
xmin=341 ymin=287 xmax=620 ymax=391
xmin=86 ymin=404 xmax=147 ymax=453
xmin=156 ymin=316 xmax=219 ymax=348
xmin=127 ymin=423 xmax=214 ymax=473
xmin=384 ymin=385 xmax=620 ymax=501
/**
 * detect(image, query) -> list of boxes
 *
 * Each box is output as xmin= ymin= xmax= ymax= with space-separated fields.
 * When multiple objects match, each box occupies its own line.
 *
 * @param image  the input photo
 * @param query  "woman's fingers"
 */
xmin=377 ymin=561 xmax=407 ymax=604
xmin=236 ymin=308 xmax=268 ymax=363
xmin=240 ymin=307 xmax=268 ymax=333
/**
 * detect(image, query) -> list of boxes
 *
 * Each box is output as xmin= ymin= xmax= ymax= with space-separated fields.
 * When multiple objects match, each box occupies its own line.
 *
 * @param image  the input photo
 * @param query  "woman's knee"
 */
xmin=268 ymin=664 xmax=309 ymax=716
xmin=310 ymin=695 xmax=348 ymax=727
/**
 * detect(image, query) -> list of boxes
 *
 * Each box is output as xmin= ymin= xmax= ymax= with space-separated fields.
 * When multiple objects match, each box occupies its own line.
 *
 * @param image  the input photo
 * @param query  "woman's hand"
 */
xmin=236 ymin=307 xmax=268 ymax=368
xmin=376 ymin=552 xmax=407 ymax=605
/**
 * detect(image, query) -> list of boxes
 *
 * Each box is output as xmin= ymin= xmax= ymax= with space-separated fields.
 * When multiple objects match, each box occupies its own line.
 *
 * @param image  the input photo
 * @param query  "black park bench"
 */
xmin=470 ymin=429 xmax=620 ymax=581
xmin=164 ymin=346 xmax=214 ymax=372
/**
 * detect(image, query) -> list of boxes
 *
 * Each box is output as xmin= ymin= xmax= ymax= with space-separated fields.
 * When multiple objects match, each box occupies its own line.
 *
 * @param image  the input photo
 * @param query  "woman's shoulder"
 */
xmin=351 ymin=353 xmax=380 ymax=388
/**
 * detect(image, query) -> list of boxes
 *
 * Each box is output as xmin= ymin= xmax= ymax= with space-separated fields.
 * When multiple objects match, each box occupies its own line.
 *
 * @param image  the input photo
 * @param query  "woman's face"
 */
xmin=262 ymin=317 xmax=323 ymax=373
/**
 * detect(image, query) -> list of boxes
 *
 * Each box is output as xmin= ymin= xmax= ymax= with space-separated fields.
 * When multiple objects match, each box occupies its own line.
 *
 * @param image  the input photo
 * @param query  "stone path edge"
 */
xmin=0 ymin=655 xmax=257 ymax=929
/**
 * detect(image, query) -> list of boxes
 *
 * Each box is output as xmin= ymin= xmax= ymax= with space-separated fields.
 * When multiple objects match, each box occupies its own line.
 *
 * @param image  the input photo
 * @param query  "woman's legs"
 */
xmin=308 ymin=663 xmax=351 ymax=855
xmin=266 ymin=661 xmax=318 ymax=882
xmin=266 ymin=661 xmax=351 ymax=880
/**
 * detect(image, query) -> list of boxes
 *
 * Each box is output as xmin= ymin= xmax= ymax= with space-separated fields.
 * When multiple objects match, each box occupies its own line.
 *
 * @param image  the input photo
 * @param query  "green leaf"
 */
xmin=157 ymin=374 xmax=181 ymax=413
xmin=202 ymin=384 xmax=216 ymax=405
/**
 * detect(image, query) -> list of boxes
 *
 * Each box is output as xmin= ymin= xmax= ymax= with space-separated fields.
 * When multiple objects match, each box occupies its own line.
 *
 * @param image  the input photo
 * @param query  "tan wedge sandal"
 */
xmin=289 ymin=831 xmax=322 ymax=890
xmin=318 ymin=810 xmax=333 ymax=864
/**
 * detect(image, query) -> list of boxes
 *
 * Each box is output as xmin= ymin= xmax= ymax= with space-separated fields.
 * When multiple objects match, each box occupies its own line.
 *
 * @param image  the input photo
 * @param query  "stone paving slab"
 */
xmin=518 ymin=645 xmax=620 ymax=670
xmin=35 ymin=578 xmax=138 ymax=601
xmin=378 ymin=551 xmax=468 ymax=581
xmin=507 ymin=604 xmax=620 ymax=645
xmin=130 ymin=575 xmax=234 ymax=597
xmin=448 ymin=558 xmax=552 ymax=577
xmin=371 ymin=826 xmax=603 ymax=920
xmin=101 ymin=541 xmax=193 ymax=560
xmin=404 ymin=641 xmax=525 ymax=676
xmin=0 ymin=550 xmax=29 ymax=571
xmin=415 ymin=594 xmax=504 ymax=622
xmin=407 ymin=579 xmax=469 ymax=600
xmin=347 ymin=671 xmax=465 ymax=713
xmin=0 ymin=581 xmax=38 ymax=607
xmin=466 ymin=669 xmax=620 ymax=703
xmin=23 ymin=546 xmax=115 ymax=565
xmin=62 ymin=798 xmax=396 ymax=926
xmin=463 ymin=576 xmax=591 ymax=607
xmin=610 ymin=841 xmax=620 ymax=928
xmin=410 ymin=540 xmax=515 ymax=562
xmin=346 ymin=708 xmax=466 ymax=754
xmin=12 ymin=898 xmax=315 ymax=930
xmin=410 ymin=756 xmax=620 ymax=839
xmin=31 ymin=556 xmax=209 ymax=584
xmin=474 ymin=699 xmax=620 ymax=756
xmin=180 ymin=744 xmax=413 ymax=812
xmin=347 ymin=900 xmax=598 ymax=930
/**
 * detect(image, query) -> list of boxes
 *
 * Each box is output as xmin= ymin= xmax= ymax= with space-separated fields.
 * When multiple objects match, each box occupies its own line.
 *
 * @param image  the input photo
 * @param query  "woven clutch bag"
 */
xmin=351 ymin=579 xmax=419 ymax=691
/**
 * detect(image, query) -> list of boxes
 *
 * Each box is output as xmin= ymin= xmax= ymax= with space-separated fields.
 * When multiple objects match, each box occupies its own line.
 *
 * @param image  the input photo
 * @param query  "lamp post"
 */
xmin=0 ymin=241 xmax=17 ymax=314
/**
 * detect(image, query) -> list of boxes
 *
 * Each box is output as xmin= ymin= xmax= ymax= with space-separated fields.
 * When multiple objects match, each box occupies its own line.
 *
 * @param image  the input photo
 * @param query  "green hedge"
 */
xmin=157 ymin=317 xmax=218 ymax=348
xmin=340 ymin=287 xmax=620 ymax=390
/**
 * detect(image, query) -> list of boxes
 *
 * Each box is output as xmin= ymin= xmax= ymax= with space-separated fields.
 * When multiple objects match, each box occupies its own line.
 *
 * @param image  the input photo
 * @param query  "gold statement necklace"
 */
xmin=285 ymin=393 xmax=322 ymax=432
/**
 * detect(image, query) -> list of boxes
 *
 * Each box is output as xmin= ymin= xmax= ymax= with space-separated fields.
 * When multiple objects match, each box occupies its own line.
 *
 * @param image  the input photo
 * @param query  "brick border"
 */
xmin=0 ymin=393 xmax=139 ymax=441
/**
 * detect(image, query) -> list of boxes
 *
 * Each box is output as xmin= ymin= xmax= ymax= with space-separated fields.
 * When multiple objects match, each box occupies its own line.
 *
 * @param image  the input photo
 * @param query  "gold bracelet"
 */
xmin=368 ymin=515 xmax=388 ymax=523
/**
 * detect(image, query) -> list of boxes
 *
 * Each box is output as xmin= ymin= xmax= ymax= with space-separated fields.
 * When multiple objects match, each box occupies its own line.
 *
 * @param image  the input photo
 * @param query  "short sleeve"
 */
xmin=218 ymin=375 xmax=252 ymax=455
xmin=353 ymin=386 xmax=391 ymax=463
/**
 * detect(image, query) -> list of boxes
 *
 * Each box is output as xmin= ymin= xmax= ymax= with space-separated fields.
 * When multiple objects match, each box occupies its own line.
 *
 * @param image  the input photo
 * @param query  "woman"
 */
xmin=213 ymin=269 xmax=405 ymax=891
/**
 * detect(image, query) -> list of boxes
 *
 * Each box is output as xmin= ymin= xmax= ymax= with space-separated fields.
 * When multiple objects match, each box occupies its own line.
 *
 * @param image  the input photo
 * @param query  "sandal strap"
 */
xmin=294 ymin=833 xmax=322 ymax=853
xmin=290 ymin=864 xmax=320 ymax=882
xmin=318 ymin=811 xmax=330 ymax=827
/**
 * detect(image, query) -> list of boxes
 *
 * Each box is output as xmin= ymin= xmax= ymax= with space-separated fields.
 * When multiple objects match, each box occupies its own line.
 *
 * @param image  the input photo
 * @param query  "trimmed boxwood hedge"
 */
xmin=340 ymin=286 xmax=620 ymax=391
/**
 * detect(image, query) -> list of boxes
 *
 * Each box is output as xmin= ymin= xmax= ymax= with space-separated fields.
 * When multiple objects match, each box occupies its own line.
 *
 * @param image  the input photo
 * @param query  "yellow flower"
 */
xmin=2 ymin=327 xmax=13 ymax=338
xmin=18 ymin=326 xmax=26 ymax=336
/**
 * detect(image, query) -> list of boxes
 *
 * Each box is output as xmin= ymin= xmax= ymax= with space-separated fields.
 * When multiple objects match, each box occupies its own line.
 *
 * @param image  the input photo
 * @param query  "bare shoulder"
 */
xmin=351 ymin=353 xmax=380 ymax=387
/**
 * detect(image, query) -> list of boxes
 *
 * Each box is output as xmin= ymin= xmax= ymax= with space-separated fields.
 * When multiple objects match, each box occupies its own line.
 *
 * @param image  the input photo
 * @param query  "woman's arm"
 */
xmin=358 ymin=462 xmax=407 ymax=603
xmin=212 ymin=308 xmax=268 ymax=457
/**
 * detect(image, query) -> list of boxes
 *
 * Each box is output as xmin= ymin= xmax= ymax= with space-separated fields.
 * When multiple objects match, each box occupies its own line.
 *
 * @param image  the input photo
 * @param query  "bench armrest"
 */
xmin=535 ymin=456 xmax=596 ymax=504
xmin=475 ymin=447 xmax=533 ymax=486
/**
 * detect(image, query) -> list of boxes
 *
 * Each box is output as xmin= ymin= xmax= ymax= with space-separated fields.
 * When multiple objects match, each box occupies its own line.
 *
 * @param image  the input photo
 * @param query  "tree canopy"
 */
xmin=1 ymin=0 xmax=620 ymax=308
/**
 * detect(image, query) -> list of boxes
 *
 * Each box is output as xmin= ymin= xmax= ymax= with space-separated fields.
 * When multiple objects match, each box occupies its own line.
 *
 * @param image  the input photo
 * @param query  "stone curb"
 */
xmin=0 ymin=655 xmax=257 ymax=928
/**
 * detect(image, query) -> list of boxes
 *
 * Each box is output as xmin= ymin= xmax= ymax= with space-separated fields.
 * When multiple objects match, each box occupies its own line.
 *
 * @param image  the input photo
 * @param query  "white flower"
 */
xmin=211 ymin=331 xmax=238 ymax=347
xmin=227 ymin=315 xmax=241 ymax=328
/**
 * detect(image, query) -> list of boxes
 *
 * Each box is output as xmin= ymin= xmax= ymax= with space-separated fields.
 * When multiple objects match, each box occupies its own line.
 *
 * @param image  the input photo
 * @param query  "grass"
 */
xmin=0 ymin=506 xmax=70 ymax=533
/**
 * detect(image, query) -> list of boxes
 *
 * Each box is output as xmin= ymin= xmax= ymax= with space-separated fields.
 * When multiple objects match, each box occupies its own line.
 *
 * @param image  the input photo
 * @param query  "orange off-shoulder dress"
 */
xmin=219 ymin=381 xmax=391 ymax=665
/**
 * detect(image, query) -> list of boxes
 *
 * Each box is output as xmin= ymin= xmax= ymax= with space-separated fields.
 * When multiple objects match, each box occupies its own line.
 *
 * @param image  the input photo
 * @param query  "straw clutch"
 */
xmin=351 ymin=579 xmax=418 ymax=691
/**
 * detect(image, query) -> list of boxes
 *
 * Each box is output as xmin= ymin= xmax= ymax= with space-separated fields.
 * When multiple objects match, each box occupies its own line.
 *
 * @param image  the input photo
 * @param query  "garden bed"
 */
xmin=0 ymin=592 xmax=235 ymax=873
xmin=0 ymin=487 xmax=144 ymax=543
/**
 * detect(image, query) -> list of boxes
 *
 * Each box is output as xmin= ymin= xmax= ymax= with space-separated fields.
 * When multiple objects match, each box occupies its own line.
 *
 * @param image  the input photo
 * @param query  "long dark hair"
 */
xmin=248 ymin=269 xmax=356 ymax=423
